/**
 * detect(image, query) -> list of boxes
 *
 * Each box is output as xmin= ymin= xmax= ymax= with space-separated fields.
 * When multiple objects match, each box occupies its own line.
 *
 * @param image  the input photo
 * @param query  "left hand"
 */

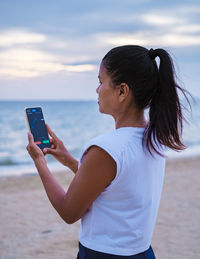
xmin=26 ymin=132 xmax=46 ymax=163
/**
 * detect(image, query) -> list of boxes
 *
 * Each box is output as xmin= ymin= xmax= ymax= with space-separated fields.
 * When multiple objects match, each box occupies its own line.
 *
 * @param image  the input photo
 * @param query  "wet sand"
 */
xmin=0 ymin=157 xmax=200 ymax=259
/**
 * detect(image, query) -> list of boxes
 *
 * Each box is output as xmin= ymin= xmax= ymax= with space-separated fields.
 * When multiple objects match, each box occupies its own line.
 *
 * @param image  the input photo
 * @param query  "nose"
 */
xmin=96 ymin=85 xmax=100 ymax=94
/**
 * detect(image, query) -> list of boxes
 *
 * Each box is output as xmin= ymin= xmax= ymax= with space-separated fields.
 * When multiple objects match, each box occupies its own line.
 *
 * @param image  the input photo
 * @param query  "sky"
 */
xmin=0 ymin=0 xmax=200 ymax=100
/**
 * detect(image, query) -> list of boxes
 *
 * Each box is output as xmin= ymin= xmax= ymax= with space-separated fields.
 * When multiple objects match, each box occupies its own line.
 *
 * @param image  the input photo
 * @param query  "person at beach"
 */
xmin=26 ymin=45 xmax=189 ymax=258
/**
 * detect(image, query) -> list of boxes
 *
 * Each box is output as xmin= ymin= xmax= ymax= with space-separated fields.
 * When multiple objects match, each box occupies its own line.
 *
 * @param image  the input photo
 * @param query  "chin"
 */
xmin=98 ymin=105 xmax=104 ymax=113
xmin=98 ymin=107 xmax=103 ymax=113
xmin=99 ymin=107 xmax=109 ymax=115
xmin=98 ymin=103 xmax=110 ymax=115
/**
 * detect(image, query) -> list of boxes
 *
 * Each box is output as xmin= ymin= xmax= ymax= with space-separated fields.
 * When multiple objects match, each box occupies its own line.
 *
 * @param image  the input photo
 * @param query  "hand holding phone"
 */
xmin=25 ymin=107 xmax=51 ymax=149
xmin=43 ymin=124 xmax=71 ymax=166
xmin=43 ymin=124 xmax=78 ymax=172
xmin=25 ymin=108 xmax=78 ymax=172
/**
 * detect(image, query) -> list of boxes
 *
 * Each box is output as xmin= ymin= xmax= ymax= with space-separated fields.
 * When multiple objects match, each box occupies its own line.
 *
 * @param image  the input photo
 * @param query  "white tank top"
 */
xmin=78 ymin=127 xmax=165 ymax=256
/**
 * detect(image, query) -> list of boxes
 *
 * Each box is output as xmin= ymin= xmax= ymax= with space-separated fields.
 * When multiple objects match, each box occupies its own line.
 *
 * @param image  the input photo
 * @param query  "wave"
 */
xmin=0 ymin=157 xmax=34 ymax=166
xmin=0 ymin=158 xmax=21 ymax=166
xmin=1 ymin=143 xmax=200 ymax=167
xmin=0 ymin=161 xmax=67 ymax=178
xmin=0 ymin=147 xmax=68 ymax=166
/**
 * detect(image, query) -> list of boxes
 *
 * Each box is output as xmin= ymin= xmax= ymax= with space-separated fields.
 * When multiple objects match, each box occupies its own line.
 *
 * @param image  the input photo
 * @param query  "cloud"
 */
xmin=0 ymin=48 xmax=97 ymax=78
xmin=96 ymin=6 xmax=200 ymax=48
xmin=96 ymin=30 xmax=200 ymax=47
xmin=0 ymin=29 xmax=97 ymax=78
xmin=170 ymin=24 xmax=200 ymax=34
xmin=141 ymin=14 xmax=183 ymax=26
xmin=0 ymin=3 xmax=200 ymax=80
xmin=64 ymin=64 xmax=97 ymax=72
xmin=0 ymin=29 xmax=46 ymax=47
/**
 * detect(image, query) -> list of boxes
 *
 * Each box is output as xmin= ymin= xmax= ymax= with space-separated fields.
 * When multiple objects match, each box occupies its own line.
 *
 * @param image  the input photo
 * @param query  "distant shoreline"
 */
xmin=1 ymin=151 xmax=200 ymax=178
xmin=0 ymin=154 xmax=200 ymax=179
xmin=0 ymin=99 xmax=199 ymax=177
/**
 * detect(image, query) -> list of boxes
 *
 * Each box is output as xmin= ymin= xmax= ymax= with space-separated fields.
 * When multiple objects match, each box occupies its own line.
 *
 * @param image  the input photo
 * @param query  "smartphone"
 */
xmin=25 ymin=107 xmax=51 ymax=149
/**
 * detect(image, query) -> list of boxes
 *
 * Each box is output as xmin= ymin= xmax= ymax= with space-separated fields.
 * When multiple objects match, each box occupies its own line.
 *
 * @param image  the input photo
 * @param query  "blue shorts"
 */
xmin=77 ymin=242 xmax=156 ymax=259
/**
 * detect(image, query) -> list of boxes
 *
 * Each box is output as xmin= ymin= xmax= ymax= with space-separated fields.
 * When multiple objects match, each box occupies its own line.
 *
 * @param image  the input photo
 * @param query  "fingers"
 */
xmin=43 ymin=147 xmax=57 ymax=155
xmin=26 ymin=132 xmax=43 ymax=159
xmin=49 ymin=139 xmax=55 ymax=148
xmin=46 ymin=124 xmax=59 ymax=142
xmin=27 ymin=132 xmax=34 ymax=144
xmin=43 ymin=148 xmax=47 ymax=155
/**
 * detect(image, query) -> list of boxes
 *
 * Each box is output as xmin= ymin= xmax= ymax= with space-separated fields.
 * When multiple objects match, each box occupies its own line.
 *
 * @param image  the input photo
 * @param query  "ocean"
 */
xmin=0 ymin=99 xmax=199 ymax=177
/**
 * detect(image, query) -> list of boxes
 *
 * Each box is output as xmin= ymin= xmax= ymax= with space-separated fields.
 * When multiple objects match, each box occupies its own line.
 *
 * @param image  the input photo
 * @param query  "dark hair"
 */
xmin=102 ymin=45 xmax=190 ymax=155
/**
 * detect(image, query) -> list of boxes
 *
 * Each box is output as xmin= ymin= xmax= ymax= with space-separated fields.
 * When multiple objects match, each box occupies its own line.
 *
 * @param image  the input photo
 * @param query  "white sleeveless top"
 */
xmin=78 ymin=127 xmax=165 ymax=256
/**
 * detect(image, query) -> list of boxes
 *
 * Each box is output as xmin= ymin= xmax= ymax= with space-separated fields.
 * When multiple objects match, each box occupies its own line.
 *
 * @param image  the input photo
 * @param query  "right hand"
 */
xmin=43 ymin=124 xmax=75 ymax=167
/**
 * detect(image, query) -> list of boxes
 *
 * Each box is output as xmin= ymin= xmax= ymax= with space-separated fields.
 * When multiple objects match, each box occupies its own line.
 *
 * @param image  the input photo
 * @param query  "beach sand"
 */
xmin=0 ymin=157 xmax=200 ymax=259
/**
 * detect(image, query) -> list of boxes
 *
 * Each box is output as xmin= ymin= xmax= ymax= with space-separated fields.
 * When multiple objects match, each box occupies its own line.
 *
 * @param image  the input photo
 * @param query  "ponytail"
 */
xmin=102 ymin=45 xmax=191 ymax=156
xmin=144 ymin=48 xmax=190 ymax=155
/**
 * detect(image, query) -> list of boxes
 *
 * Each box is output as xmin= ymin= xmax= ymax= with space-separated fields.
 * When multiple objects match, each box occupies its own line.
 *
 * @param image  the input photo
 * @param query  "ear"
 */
xmin=118 ymin=83 xmax=130 ymax=102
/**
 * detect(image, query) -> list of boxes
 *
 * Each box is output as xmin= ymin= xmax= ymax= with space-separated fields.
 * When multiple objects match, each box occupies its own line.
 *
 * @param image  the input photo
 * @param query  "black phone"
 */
xmin=25 ymin=107 xmax=51 ymax=149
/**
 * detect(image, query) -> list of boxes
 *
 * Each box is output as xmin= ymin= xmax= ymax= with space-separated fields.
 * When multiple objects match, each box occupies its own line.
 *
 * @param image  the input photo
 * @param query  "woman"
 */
xmin=27 ymin=45 xmax=189 ymax=258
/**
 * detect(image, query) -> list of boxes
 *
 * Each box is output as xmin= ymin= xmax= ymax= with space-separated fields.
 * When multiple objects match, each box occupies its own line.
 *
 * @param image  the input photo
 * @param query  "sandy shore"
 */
xmin=0 ymin=157 xmax=200 ymax=259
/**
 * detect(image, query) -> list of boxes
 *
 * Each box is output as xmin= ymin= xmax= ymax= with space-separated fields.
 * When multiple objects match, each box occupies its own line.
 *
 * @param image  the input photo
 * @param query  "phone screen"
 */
xmin=25 ymin=107 xmax=51 ymax=149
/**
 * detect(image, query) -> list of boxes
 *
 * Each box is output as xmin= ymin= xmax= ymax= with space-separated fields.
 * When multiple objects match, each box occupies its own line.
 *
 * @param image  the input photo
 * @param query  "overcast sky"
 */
xmin=0 ymin=0 xmax=200 ymax=100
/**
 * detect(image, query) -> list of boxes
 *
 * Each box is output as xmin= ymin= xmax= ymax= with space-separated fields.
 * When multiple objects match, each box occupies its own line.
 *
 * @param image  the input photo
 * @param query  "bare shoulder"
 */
xmin=75 ymin=145 xmax=117 ymax=193
xmin=82 ymin=145 xmax=116 ymax=175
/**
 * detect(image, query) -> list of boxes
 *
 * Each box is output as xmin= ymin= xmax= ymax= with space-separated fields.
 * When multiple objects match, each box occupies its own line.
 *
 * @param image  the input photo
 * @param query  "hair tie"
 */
xmin=149 ymin=48 xmax=157 ymax=60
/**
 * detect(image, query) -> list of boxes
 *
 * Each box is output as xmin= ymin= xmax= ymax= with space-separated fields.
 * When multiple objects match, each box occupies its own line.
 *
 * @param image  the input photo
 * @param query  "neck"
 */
xmin=113 ymin=107 xmax=147 ymax=129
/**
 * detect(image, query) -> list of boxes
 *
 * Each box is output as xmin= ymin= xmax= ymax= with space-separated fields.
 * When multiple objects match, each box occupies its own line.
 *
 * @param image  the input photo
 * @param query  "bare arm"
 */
xmin=43 ymin=124 xmax=78 ymax=173
xmin=27 ymin=133 xmax=116 ymax=224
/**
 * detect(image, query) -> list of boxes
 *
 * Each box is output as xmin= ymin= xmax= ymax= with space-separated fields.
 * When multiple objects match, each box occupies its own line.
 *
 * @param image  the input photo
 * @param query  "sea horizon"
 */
xmin=0 ymin=99 xmax=199 ymax=177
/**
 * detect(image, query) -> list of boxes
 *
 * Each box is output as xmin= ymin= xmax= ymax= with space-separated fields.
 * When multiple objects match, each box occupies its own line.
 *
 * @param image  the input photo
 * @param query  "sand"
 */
xmin=0 ymin=157 xmax=200 ymax=259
